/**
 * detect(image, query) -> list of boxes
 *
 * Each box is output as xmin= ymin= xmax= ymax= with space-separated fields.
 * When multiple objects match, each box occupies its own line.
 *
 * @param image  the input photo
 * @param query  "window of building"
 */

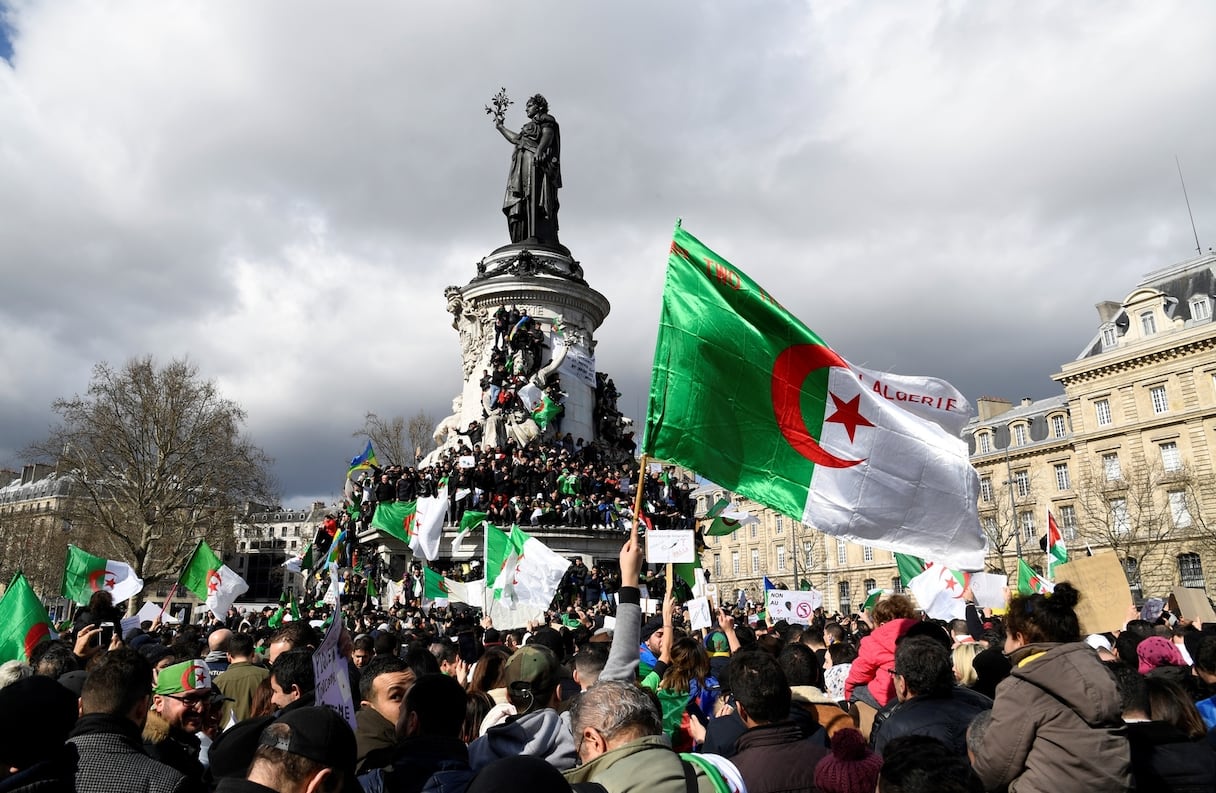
xmin=290 ymin=540 xmax=297 ymax=550
xmin=982 ymin=515 xmax=998 ymax=536
xmin=1051 ymin=414 xmax=1068 ymax=438
xmin=1124 ymin=556 xmax=1142 ymax=600
xmin=1095 ymin=399 xmax=1112 ymax=427
xmin=863 ymin=578 xmax=876 ymax=595
xmin=280 ymin=527 xmax=288 ymax=537
xmin=1179 ymin=553 xmax=1204 ymax=588
xmin=1192 ymin=297 xmax=1211 ymax=321
xmin=1013 ymin=424 xmax=1028 ymax=446
xmin=863 ymin=545 xmax=874 ymax=562
xmin=1111 ymin=499 xmax=1130 ymax=534
xmin=1141 ymin=311 xmax=1157 ymax=336
xmin=804 ymin=542 xmax=814 ymax=569
xmin=978 ymin=433 xmax=992 ymax=454
xmin=732 ymin=552 xmax=740 ymax=576
xmin=775 ymin=515 xmax=784 ymax=534
xmin=892 ymin=576 xmax=904 ymax=594
xmin=1054 ymin=463 xmax=1071 ymax=491
xmin=1150 ymin=385 xmax=1169 ymax=415
xmin=980 ymin=477 xmax=993 ymax=503
xmin=1169 ymin=491 xmax=1192 ymax=528
xmin=837 ymin=541 xmax=847 ymax=566
xmin=714 ymin=554 xmax=722 ymax=578
xmin=1101 ymin=325 xmax=1117 ymax=349
xmin=1161 ymin=441 xmax=1182 ymax=472
xmin=1057 ymin=504 xmax=1078 ymax=541
xmin=750 ymin=523 xmax=758 ymax=539
xmin=777 ymin=546 xmax=786 ymax=571
xmin=838 ymin=581 xmax=851 ymax=612
xmin=751 ymin=549 xmax=761 ymax=573
xmin=1015 ymin=470 xmax=1031 ymax=498
xmin=1019 ymin=511 xmax=1035 ymax=540
xmin=1103 ymin=453 xmax=1121 ymax=481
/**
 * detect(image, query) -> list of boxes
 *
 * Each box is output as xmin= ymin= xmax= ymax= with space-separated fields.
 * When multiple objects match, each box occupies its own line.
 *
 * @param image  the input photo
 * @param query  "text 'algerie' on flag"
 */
xmin=181 ymin=540 xmax=248 ymax=617
xmin=643 ymin=224 xmax=986 ymax=569
xmin=0 ymin=573 xmax=53 ymax=663
xmin=61 ymin=545 xmax=144 ymax=605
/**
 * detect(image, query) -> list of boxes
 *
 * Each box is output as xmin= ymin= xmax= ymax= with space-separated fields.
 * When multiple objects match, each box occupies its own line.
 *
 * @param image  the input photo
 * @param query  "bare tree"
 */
xmin=407 ymin=410 xmax=437 ymax=464
xmin=1072 ymin=457 xmax=1190 ymax=596
xmin=0 ymin=508 xmax=71 ymax=599
xmin=25 ymin=356 xmax=275 ymax=598
xmin=353 ymin=412 xmax=408 ymax=468
xmin=978 ymin=467 xmax=1042 ymax=576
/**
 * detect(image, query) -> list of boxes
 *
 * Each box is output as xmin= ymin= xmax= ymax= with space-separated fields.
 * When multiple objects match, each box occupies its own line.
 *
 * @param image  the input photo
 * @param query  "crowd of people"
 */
xmin=4 ymin=536 xmax=1216 ymax=793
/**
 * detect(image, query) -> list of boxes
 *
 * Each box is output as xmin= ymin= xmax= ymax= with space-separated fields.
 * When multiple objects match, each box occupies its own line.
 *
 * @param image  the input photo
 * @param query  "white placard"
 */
xmin=647 ymin=530 xmax=695 ymax=563
xmin=766 ymin=589 xmax=824 ymax=625
xmin=458 ymin=455 xmax=476 ymax=469
xmin=704 ymin=584 xmax=719 ymax=611
xmin=601 ymin=616 xmax=616 ymax=631
xmin=311 ymin=596 xmax=357 ymax=730
xmin=686 ymin=598 xmax=712 ymax=631
xmin=558 ymin=344 xmax=597 ymax=388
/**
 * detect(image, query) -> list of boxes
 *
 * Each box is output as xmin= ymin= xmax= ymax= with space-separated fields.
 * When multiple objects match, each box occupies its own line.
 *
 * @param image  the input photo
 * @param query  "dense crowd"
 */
xmin=4 ymin=536 xmax=1216 ymax=793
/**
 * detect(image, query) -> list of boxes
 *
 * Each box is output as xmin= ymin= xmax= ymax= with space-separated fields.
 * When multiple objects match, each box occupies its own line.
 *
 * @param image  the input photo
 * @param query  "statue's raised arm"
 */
xmin=491 ymin=91 xmax=562 ymax=247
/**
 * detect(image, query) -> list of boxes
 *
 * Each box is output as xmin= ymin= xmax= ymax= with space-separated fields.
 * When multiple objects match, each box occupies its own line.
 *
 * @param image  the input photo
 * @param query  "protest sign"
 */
xmin=1169 ymin=587 xmax=1216 ymax=624
xmin=311 ymin=597 xmax=357 ymax=730
xmin=1052 ymin=553 xmax=1133 ymax=635
xmin=686 ymin=597 xmax=712 ymax=630
xmin=765 ymin=589 xmax=823 ymax=625
xmin=647 ymin=531 xmax=695 ymax=563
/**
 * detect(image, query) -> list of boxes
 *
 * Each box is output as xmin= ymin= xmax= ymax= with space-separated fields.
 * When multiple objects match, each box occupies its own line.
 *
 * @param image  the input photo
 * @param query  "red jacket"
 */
xmin=843 ymin=618 xmax=917 ymax=707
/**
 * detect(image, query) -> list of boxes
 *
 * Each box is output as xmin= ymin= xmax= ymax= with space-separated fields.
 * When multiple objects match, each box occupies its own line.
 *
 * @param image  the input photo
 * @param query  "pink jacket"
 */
xmin=843 ymin=618 xmax=917 ymax=707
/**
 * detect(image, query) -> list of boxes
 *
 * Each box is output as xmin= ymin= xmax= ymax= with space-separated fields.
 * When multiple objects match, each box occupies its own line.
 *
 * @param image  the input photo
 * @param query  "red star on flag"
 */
xmin=825 ymin=393 xmax=874 ymax=443
xmin=207 ymin=570 xmax=222 ymax=594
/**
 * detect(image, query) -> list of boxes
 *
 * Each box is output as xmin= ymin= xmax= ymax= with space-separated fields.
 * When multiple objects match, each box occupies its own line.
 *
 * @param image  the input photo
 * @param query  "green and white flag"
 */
xmin=0 ymin=573 xmax=52 ymax=663
xmin=423 ymin=567 xmax=485 ymax=607
xmin=1017 ymin=558 xmax=1054 ymax=596
xmin=644 ymin=225 xmax=985 ymax=569
xmin=484 ymin=525 xmax=568 ymax=629
xmin=181 ymin=541 xmax=248 ymax=617
xmin=411 ymin=496 xmax=448 ymax=561
xmin=372 ymin=501 xmax=417 ymax=545
xmin=61 ymin=545 xmax=144 ymax=606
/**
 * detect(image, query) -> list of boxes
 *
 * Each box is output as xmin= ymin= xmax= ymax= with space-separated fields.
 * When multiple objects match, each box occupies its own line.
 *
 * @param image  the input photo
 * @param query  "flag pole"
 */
xmin=630 ymin=454 xmax=648 ymax=546
xmin=155 ymin=583 xmax=178 ymax=624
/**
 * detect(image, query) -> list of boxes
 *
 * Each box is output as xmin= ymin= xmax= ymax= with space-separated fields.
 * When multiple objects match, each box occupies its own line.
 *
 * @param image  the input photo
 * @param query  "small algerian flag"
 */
xmin=181 ymin=541 xmax=249 ymax=617
xmin=533 ymin=395 xmax=562 ymax=430
xmin=705 ymin=509 xmax=759 ymax=537
xmin=0 ymin=573 xmax=52 ymax=663
xmin=1045 ymin=512 xmax=1067 ymax=577
xmin=862 ymin=588 xmax=889 ymax=613
xmin=422 ymin=567 xmax=450 ymax=603
xmin=644 ymin=225 xmax=986 ymax=569
xmin=372 ymin=501 xmax=417 ymax=546
xmin=454 ymin=511 xmax=488 ymax=547
xmin=366 ymin=574 xmax=379 ymax=604
xmin=1017 ymin=558 xmax=1054 ymax=596
xmin=895 ymin=553 xmax=927 ymax=588
xmin=61 ymin=545 xmax=144 ymax=606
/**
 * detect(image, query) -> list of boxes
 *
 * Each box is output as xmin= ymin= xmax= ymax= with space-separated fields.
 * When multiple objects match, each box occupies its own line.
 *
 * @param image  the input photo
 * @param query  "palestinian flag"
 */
xmin=1045 ymin=512 xmax=1067 ymax=577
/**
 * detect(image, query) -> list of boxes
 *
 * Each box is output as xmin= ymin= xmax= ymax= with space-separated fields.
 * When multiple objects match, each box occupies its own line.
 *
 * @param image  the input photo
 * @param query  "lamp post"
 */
xmin=1000 ymin=424 xmax=1024 ymax=566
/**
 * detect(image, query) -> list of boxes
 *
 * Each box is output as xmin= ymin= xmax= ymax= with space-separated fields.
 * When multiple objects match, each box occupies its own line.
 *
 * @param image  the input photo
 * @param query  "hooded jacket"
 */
xmin=843 ymin=617 xmax=916 ymax=707
xmin=970 ymin=642 xmax=1131 ymax=792
xmin=562 ymin=735 xmax=719 ymax=793
xmin=466 ymin=708 xmax=577 ymax=772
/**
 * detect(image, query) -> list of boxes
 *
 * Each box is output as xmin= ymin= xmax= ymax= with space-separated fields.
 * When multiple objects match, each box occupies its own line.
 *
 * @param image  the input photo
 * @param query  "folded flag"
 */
xmin=61 ymin=545 xmax=144 ymax=606
xmin=181 ymin=541 xmax=248 ymax=617
xmin=1017 ymin=558 xmax=1054 ymax=596
xmin=0 ymin=573 xmax=52 ymax=663
xmin=644 ymin=224 xmax=985 ymax=569
xmin=862 ymin=588 xmax=889 ymax=613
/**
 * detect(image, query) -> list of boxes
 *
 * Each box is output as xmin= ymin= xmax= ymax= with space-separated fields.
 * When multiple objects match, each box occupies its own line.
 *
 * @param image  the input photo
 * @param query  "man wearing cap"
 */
xmin=145 ymin=658 xmax=211 ymax=784
xmin=467 ymin=645 xmax=577 ymax=771
xmin=638 ymin=616 xmax=664 ymax=680
xmin=216 ymin=706 xmax=357 ymax=793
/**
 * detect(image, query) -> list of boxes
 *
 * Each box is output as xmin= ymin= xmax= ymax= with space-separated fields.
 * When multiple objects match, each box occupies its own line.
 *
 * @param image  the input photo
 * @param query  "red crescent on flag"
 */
xmin=87 ymin=569 xmax=109 ymax=591
xmin=23 ymin=623 xmax=49 ymax=659
xmin=771 ymin=344 xmax=864 ymax=468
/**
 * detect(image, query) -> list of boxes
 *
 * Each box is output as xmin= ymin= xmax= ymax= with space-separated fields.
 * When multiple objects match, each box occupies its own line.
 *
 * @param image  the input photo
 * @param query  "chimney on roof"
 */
xmin=1021 ymin=397 xmax=1032 ymax=407
xmin=1095 ymin=301 xmax=1122 ymax=323
xmin=976 ymin=397 xmax=1013 ymax=421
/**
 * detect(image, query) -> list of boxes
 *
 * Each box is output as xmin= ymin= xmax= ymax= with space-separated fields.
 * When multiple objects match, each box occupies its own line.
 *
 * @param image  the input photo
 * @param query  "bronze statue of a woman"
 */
xmin=493 ymin=93 xmax=562 ymax=247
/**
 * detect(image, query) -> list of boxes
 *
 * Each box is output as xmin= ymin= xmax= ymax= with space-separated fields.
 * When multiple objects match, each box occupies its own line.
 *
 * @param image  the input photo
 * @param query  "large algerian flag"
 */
xmin=372 ymin=501 xmax=417 ymax=545
xmin=61 ymin=545 xmax=144 ymax=605
xmin=1017 ymin=558 xmax=1054 ymax=596
xmin=1045 ymin=512 xmax=1067 ymax=577
xmin=411 ymin=496 xmax=448 ymax=561
xmin=0 ymin=573 xmax=53 ymax=663
xmin=484 ymin=525 xmax=568 ymax=629
xmin=644 ymin=224 xmax=985 ymax=569
xmin=181 ymin=541 xmax=248 ymax=617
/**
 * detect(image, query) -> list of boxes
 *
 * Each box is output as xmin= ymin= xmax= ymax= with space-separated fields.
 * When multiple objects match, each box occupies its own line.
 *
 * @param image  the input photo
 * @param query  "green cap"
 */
xmin=154 ymin=660 xmax=212 ymax=695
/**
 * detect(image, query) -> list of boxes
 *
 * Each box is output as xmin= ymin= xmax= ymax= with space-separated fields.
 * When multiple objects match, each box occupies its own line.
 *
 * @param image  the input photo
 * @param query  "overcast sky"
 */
xmin=2 ymin=1 xmax=1214 ymax=509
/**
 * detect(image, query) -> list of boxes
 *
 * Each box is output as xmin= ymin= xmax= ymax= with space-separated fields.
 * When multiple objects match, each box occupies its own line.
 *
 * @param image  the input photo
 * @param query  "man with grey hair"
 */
xmin=563 ymin=681 xmax=731 ymax=793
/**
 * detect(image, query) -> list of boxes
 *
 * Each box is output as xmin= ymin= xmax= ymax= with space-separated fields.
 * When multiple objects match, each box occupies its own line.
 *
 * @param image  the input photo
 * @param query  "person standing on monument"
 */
xmin=496 ymin=94 xmax=561 ymax=245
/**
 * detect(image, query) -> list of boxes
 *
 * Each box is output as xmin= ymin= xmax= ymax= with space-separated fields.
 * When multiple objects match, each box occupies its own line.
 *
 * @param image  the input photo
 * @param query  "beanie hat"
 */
xmin=814 ymin=727 xmax=883 ymax=793
xmin=1137 ymin=635 xmax=1185 ymax=675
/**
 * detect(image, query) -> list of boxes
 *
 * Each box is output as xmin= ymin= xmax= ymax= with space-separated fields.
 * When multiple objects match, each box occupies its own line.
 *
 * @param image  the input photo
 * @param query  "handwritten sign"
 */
xmin=647 ymin=530 xmax=695 ymax=563
xmin=311 ymin=593 xmax=357 ymax=730
xmin=766 ymin=589 xmax=823 ymax=625
xmin=686 ymin=598 xmax=712 ymax=631
xmin=1052 ymin=553 xmax=1134 ymax=635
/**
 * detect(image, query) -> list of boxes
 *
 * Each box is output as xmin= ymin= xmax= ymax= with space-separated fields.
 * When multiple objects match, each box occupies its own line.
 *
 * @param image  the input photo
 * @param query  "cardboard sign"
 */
xmin=647 ymin=530 xmax=695 ymax=563
xmin=765 ymin=589 xmax=823 ymax=625
xmin=1170 ymin=587 xmax=1216 ymax=624
xmin=1051 ymin=553 xmax=1134 ymax=635
xmin=311 ymin=595 xmax=357 ymax=730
